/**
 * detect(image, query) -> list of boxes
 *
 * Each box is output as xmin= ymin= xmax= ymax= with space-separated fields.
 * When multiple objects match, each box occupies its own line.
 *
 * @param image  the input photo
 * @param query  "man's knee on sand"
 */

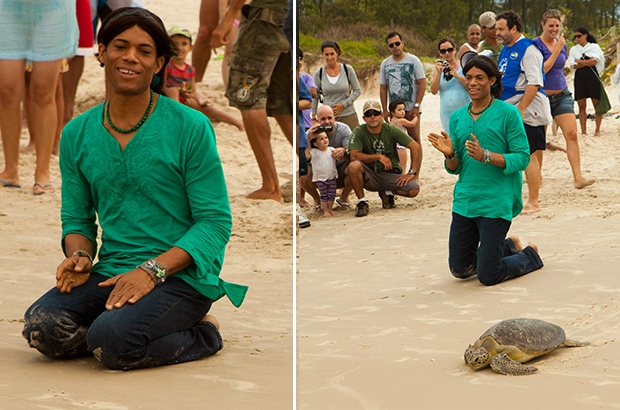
xmin=23 ymin=305 xmax=89 ymax=359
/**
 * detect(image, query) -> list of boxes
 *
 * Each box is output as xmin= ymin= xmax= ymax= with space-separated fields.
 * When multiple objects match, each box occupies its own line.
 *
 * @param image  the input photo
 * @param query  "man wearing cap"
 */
xmin=346 ymin=100 xmax=421 ymax=217
xmin=379 ymin=32 xmax=426 ymax=148
xmin=478 ymin=11 xmax=503 ymax=61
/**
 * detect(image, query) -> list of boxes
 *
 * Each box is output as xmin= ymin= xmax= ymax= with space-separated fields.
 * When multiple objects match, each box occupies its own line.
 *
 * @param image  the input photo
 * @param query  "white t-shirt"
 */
xmin=310 ymin=147 xmax=337 ymax=182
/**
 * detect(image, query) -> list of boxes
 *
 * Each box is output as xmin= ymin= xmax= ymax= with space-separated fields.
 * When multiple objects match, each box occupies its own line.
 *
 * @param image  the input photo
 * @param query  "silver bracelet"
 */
xmin=71 ymin=249 xmax=93 ymax=263
xmin=483 ymin=149 xmax=492 ymax=164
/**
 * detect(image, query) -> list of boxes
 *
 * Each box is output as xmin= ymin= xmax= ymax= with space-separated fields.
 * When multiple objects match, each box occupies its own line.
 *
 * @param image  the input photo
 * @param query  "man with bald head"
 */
xmin=300 ymin=105 xmax=353 ymax=208
xmin=458 ymin=24 xmax=482 ymax=59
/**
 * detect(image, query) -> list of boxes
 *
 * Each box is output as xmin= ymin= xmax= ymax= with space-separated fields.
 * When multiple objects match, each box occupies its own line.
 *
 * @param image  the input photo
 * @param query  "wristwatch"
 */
xmin=408 ymin=169 xmax=417 ymax=176
xmin=413 ymin=103 xmax=420 ymax=108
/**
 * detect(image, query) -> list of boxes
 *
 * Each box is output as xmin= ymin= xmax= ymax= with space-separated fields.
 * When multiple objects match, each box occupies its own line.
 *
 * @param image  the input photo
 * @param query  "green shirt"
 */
xmin=477 ymin=41 xmax=503 ymax=62
xmin=349 ymin=123 xmax=413 ymax=173
xmin=447 ymin=99 xmax=530 ymax=221
xmin=59 ymin=97 xmax=248 ymax=307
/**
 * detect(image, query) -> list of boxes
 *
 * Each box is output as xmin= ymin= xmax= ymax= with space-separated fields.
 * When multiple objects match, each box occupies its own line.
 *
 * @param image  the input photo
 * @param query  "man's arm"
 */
xmin=380 ymin=84 xmax=389 ymax=121
xmin=211 ymin=0 xmax=246 ymax=48
xmin=350 ymin=150 xmax=392 ymax=170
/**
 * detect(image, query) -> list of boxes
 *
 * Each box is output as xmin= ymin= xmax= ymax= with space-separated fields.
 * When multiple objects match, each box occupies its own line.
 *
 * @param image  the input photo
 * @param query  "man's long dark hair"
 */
xmin=97 ymin=7 xmax=178 ymax=94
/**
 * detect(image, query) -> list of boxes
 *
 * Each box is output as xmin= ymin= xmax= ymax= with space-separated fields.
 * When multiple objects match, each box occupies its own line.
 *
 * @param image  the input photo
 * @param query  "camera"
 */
xmin=442 ymin=60 xmax=453 ymax=81
xmin=317 ymin=125 xmax=333 ymax=133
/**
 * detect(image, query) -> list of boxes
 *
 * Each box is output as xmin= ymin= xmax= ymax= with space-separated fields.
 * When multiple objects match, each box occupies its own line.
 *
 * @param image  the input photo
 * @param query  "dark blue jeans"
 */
xmin=23 ymin=273 xmax=222 ymax=370
xmin=448 ymin=212 xmax=544 ymax=286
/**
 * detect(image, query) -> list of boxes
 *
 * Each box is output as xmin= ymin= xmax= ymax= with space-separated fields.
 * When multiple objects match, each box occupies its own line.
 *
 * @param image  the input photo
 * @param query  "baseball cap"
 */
xmin=479 ymin=12 xmax=496 ymax=28
xmin=167 ymin=26 xmax=192 ymax=41
xmin=362 ymin=100 xmax=382 ymax=114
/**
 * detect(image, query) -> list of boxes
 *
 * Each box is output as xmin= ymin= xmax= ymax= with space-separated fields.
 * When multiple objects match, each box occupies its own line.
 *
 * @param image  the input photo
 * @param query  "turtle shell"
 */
xmin=481 ymin=318 xmax=566 ymax=353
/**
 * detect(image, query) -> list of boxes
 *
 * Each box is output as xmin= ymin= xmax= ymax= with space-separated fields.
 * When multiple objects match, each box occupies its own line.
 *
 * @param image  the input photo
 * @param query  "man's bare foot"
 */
xmin=246 ymin=187 xmax=284 ymax=203
xmin=594 ymin=131 xmax=601 ymax=137
xmin=202 ymin=314 xmax=220 ymax=330
xmin=546 ymin=141 xmax=566 ymax=152
xmin=521 ymin=203 xmax=541 ymax=215
xmin=20 ymin=143 xmax=36 ymax=154
xmin=574 ymin=178 xmax=595 ymax=189
xmin=528 ymin=242 xmax=539 ymax=253
xmin=299 ymin=199 xmax=312 ymax=208
xmin=507 ymin=235 xmax=524 ymax=252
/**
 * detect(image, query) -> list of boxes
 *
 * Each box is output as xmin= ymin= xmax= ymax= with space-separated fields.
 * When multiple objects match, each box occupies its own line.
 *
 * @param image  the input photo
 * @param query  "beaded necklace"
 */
xmin=105 ymin=89 xmax=154 ymax=134
xmin=468 ymin=97 xmax=495 ymax=116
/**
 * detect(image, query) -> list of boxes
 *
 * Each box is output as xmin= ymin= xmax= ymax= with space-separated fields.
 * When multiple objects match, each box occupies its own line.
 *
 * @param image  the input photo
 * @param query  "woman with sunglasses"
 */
xmin=533 ymin=11 xmax=595 ymax=189
xmin=430 ymin=37 xmax=470 ymax=133
xmin=312 ymin=40 xmax=362 ymax=131
xmin=568 ymin=26 xmax=605 ymax=136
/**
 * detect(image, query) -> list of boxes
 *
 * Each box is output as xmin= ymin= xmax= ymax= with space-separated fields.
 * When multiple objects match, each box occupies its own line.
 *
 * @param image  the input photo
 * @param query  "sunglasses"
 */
xmin=574 ymin=34 xmax=583 ymax=39
xmin=388 ymin=41 xmax=402 ymax=48
xmin=364 ymin=110 xmax=382 ymax=117
xmin=439 ymin=47 xmax=455 ymax=54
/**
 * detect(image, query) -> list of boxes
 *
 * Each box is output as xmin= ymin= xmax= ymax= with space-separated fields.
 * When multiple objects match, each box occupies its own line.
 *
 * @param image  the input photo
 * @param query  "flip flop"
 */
xmin=33 ymin=182 xmax=55 ymax=195
xmin=0 ymin=179 xmax=21 ymax=189
xmin=336 ymin=198 xmax=350 ymax=209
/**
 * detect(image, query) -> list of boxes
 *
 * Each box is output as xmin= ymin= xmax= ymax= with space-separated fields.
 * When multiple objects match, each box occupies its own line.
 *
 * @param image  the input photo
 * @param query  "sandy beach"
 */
xmin=297 ymin=72 xmax=620 ymax=407
xmin=0 ymin=0 xmax=293 ymax=408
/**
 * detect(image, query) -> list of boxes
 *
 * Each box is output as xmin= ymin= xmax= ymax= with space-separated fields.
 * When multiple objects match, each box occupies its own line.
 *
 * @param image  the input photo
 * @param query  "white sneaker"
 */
xmin=298 ymin=210 xmax=311 ymax=228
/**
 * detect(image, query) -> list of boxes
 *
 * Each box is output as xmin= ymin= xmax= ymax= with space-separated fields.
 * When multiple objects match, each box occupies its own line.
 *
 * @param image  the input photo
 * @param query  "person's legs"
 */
xmin=299 ymin=167 xmax=320 ymax=207
xmin=0 ymin=59 xmax=26 ymax=186
xmin=592 ymin=98 xmax=602 ymax=136
xmin=240 ymin=109 xmax=283 ymax=202
xmin=23 ymin=273 xmax=111 ymax=359
xmin=554 ymin=112 xmax=594 ymax=188
xmin=406 ymin=110 xmax=423 ymax=175
xmin=345 ymin=160 xmax=366 ymax=200
xmin=577 ymin=98 xmax=587 ymax=135
xmin=448 ymin=212 xmax=480 ymax=279
xmin=192 ymin=0 xmax=220 ymax=83
xmin=273 ymin=114 xmax=294 ymax=145
xmin=62 ymin=56 xmax=85 ymax=126
xmin=86 ymin=277 xmax=220 ymax=370
xmin=29 ymin=60 xmax=61 ymax=191
xmin=522 ymin=152 xmax=542 ymax=214
xmin=200 ymin=104 xmax=244 ymax=131
xmin=53 ymin=73 xmax=64 ymax=155
xmin=476 ymin=217 xmax=543 ymax=286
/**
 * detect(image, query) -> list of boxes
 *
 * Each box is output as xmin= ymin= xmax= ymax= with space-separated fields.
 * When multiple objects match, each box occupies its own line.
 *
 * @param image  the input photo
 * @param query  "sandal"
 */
xmin=336 ymin=198 xmax=350 ymax=209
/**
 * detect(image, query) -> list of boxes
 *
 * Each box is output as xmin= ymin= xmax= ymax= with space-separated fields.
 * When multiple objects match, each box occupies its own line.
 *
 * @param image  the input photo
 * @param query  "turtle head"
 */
xmin=464 ymin=345 xmax=491 ymax=370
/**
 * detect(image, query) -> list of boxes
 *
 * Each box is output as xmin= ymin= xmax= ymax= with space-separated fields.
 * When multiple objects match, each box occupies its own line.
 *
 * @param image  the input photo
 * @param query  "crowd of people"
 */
xmin=299 ymin=8 xmax=604 ymax=224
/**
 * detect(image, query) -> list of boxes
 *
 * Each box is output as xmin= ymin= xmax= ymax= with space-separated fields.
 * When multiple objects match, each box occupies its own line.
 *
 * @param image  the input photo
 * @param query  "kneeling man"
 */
xmin=347 ymin=100 xmax=421 ymax=217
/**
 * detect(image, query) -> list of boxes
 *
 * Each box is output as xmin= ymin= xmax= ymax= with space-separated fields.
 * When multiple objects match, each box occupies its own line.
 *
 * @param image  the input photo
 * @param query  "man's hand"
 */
xmin=379 ymin=155 xmax=392 ymax=170
xmin=56 ymin=254 xmax=92 ymax=293
xmin=332 ymin=147 xmax=346 ymax=160
xmin=395 ymin=173 xmax=416 ymax=187
xmin=427 ymin=131 xmax=454 ymax=156
xmin=331 ymin=103 xmax=345 ymax=116
xmin=465 ymin=133 xmax=484 ymax=161
xmin=99 ymin=269 xmax=155 ymax=310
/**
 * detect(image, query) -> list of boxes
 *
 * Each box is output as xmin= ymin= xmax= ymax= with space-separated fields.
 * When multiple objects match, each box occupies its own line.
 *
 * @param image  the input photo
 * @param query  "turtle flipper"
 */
xmin=490 ymin=354 xmax=538 ymax=375
xmin=563 ymin=338 xmax=590 ymax=347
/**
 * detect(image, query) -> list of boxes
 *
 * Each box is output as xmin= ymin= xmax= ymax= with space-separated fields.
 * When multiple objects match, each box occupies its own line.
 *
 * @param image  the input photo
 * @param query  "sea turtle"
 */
xmin=464 ymin=318 xmax=589 ymax=375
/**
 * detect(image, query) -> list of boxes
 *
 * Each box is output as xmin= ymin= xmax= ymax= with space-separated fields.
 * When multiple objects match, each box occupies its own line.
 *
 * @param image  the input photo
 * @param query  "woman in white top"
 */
xmin=311 ymin=40 xmax=362 ymax=131
xmin=568 ymin=26 xmax=605 ymax=136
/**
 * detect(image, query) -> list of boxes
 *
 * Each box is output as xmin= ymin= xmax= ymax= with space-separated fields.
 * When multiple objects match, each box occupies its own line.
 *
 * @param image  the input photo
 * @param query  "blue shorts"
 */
xmin=548 ymin=88 xmax=575 ymax=117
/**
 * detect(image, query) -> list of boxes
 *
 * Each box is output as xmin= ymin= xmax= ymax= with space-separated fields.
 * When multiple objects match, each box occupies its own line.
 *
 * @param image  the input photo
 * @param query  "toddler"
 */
xmin=164 ymin=26 xmax=244 ymax=131
xmin=389 ymin=99 xmax=417 ymax=173
xmin=306 ymin=130 xmax=338 ymax=217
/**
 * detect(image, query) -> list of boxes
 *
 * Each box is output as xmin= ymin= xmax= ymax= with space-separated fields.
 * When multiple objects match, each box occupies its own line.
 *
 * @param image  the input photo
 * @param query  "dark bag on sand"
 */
xmin=596 ymin=82 xmax=611 ymax=115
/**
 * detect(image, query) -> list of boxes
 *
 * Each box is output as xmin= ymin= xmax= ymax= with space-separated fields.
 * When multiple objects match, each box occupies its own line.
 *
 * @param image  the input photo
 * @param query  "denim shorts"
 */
xmin=548 ymin=88 xmax=575 ymax=117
